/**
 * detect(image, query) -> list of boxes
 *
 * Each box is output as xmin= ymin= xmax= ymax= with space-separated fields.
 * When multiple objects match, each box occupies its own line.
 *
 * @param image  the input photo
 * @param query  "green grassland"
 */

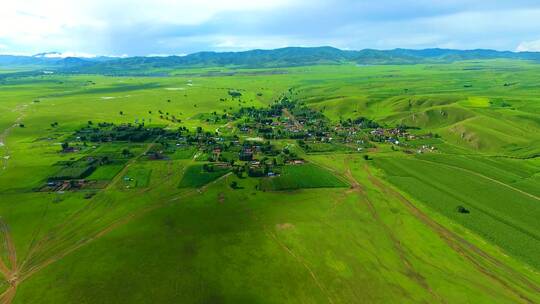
xmin=178 ymin=164 xmax=230 ymax=188
xmin=123 ymin=165 xmax=152 ymax=188
xmin=88 ymin=164 xmax=125 ymax=181
xmin=0 ymin=60 xmax=539 ymax=303
xmin=259 ymin=163 xmax=349 ymax=191
xmin=372 ymin=155 xmax=540 ymax=269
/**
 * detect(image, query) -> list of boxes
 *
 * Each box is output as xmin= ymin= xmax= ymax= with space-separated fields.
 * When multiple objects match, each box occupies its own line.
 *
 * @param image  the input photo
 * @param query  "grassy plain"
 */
xmin=259 ymin=163 xmax=349 ymax=190
xmin=179 ymin=164 xmax=230 ymax=188
xmin=0 ymin=60 xmax=539 ymax=303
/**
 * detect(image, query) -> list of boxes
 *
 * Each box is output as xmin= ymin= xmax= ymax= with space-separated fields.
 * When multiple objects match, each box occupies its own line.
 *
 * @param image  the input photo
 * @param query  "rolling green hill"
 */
xmin=0 ymin=59 xmax=539 ymax=303
xmin=3 ymin=47 xmax=540 ymax=75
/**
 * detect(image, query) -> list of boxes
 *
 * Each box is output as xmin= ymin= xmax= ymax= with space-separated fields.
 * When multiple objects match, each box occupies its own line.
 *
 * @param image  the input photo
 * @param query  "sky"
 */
xmin=1 ymin=0 xmax=540 ymax=57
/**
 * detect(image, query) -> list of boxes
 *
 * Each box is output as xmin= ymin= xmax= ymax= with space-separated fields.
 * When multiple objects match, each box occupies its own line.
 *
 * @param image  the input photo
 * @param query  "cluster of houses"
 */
xmin=46 ymin=92 xmax=443 ymax=193
xmin=223 ymin=97 xmax=440 ymax=155
xmin=43 ymin=179 xmax=89 ymax=192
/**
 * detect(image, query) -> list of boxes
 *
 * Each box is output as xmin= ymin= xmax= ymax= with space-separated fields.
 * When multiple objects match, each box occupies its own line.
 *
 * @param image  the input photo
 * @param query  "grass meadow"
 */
xmin=259 ymin=163 xmax=349 ymax=191
xmin=0 ymin=60 xmax=539 ymax=303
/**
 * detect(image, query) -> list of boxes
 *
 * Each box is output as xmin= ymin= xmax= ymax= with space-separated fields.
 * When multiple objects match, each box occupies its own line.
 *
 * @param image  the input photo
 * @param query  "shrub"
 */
xmin=456 ymin=205 xmax=470 ymax=214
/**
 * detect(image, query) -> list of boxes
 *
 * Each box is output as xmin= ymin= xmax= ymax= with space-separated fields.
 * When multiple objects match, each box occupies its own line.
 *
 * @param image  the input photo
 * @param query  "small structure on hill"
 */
xmin=239 ymin=147 xmax=254 ymax=161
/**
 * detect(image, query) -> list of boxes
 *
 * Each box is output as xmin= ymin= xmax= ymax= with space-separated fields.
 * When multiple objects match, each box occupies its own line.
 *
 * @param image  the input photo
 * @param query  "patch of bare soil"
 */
xmin=218 ymin=192 xmax=225 ymax=204
xmin=275 ymin=223 xmax=295 ymax=230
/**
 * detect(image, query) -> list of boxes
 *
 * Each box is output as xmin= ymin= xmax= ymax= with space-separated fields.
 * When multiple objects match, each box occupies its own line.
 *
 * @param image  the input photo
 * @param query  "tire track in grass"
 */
xmin=0 ymin=105 xmax=27 ymax=173
xmin=247 ymin=207 xmax=335 ymax=304
xmin=8 ymin=159 xmax=229 ymax=302
xmin=364 ymin=165 xmax=540 ymax=303
xmin=18 ymin=189 xmax=197 ymax=282
xmin=18 ymin=169 xmax=229 ymax=281
xmin=343 ymin=168 xmax=444 ymax=303
xmin=0 ymin=222 xmax=17 ymax=277
xmin=19 ymin=138 xmax=161 ymax=271
xmin=312 ymin=156 xmax=442 ymax=300
xmin=0 ymin=285 xmax=16 ymax=304
xmin=0 ymin=219 xmax=18 ymax=304
xmin=265 ymin=227 xmax=335 ymax=304
xmin=18 ymin=200 xmax=51 ymax=272
xmin=7 ymin=140 xmax=164 ymax=302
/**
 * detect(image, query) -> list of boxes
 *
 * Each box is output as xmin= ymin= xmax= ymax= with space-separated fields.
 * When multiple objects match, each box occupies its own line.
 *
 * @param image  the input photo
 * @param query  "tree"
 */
xmin=122 ymin=148 xmax=131 ymax=157
xmin=61 ymin=142 xmax=69 ymax=151
xmin=363 ymin=155 xmax=370 ymax=161
xmin=456 ymin=205 xmax=470 ymax=214
xmin=230 ymin=181 xmax=238 ymax=189
xmin=119 ymin=111 xmax=124 ymax=115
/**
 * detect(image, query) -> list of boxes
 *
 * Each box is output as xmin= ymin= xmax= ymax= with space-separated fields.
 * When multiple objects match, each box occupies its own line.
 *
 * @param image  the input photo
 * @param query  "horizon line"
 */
xmin=0 ymin=46 xmax=537 ymax=59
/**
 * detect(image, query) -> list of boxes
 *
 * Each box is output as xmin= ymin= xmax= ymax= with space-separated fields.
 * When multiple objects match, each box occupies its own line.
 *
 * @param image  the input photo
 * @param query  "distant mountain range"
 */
xmin=1 ymin=47 xmax=540 ymax=74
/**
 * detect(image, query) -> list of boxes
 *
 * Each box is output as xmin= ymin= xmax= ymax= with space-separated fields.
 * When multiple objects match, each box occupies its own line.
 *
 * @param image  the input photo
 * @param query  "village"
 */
xmin=40 ymin=94 xmax=437 ymax=193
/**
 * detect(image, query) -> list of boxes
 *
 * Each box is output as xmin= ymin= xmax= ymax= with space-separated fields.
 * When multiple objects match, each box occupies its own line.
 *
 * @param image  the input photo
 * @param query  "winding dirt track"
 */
xmin=0 ymin=106 xmax=27 ymax=172
xmin=0 ymin=105 xmax=28 ymax=304
xmin=282 ymin=109 xmax=303 ymax=129
xmin=0 ymin=105 xmax=27 ymax=303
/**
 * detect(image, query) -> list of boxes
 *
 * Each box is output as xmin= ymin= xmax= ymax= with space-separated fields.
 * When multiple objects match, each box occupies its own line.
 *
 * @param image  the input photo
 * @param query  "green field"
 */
xmin=123 ymin=166 xmax=152 ymax=188
xmin=259 ymin=163 xmax=349 ymax=190
xmin=178 ymin=164 xmax=230 ymax=188
xmin=49 ymin=165 xmax=95 ymax=180
xmin=0 ymin=60 xmax=539 ymax=303
xmin=372 ymin=155 xmax=540 ymax=268
xmin=88 ymin=164 xmax=125 ymax=180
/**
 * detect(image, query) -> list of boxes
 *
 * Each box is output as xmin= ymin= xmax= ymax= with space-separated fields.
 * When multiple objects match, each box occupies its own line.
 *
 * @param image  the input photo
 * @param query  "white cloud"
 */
xmin=0 ymin=0 xmax=296 ymax=54
xmin=1 ymin=0 xmax=540 ymax=54
xmin=516 ymin=39 xmax=540 ymax=51
xmin=40 ymin=51 xmax=97 ymax=58
xmin=147 ymin=53 xmax=187 ymax=57
xmin=115 ymin=0 xmax=294 ymax=25
xmin=212 ymin=36 xmax=293 ymax=50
